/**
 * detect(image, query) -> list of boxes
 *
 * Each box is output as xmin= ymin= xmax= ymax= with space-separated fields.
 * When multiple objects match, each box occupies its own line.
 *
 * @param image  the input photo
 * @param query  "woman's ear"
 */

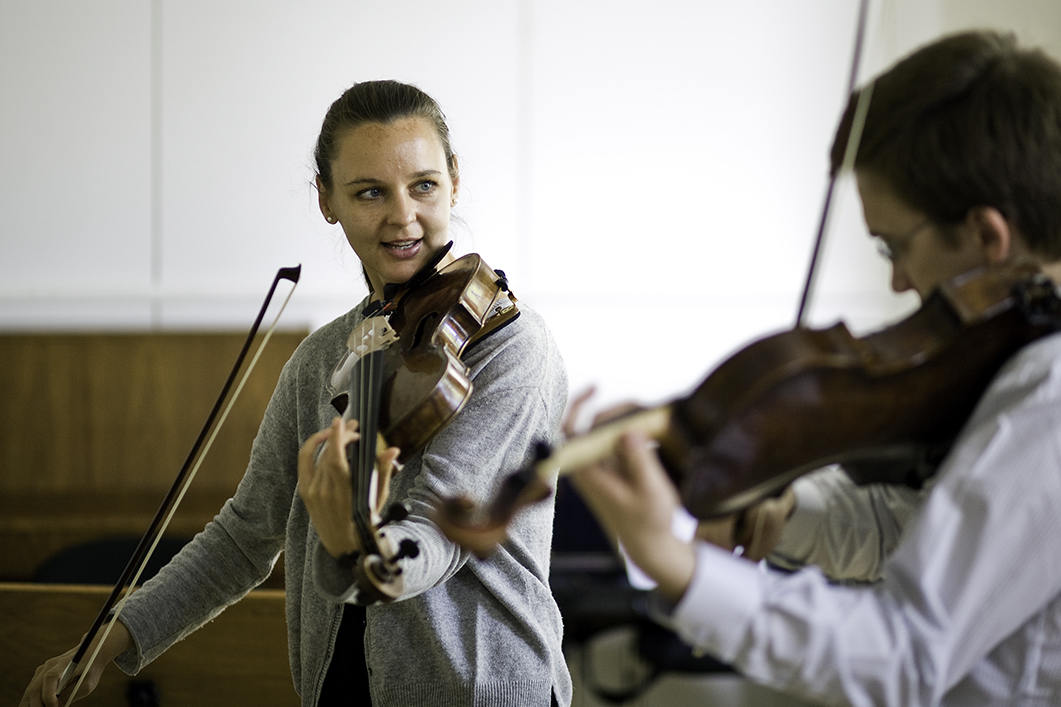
xmin=965 ymin=206 xmax=1013 ymax=264
xmin=316 ymin=176 xmax=337 ymax=224
xmin=449 ymin=155 xmax=460 ymax=207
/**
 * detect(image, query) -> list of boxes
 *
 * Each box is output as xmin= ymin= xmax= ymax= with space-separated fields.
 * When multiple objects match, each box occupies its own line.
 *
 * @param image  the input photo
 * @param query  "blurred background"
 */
xmin=2 ymin=0 xmax=1056 ymax=404
xmin=2 ymin=2 xmax=1060 ymax=705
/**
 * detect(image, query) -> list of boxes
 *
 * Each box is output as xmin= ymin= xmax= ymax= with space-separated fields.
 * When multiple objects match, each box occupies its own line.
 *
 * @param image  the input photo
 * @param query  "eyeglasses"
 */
xmin=872 ymin=219 xmax=933 ymax=263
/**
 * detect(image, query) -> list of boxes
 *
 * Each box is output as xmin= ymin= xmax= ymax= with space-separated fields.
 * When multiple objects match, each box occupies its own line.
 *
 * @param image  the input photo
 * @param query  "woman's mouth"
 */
xmin=382 ymin=239 xmax=422 ymax=259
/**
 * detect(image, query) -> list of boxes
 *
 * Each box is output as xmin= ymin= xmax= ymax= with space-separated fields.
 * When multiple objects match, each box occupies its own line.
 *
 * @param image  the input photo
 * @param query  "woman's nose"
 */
xmin=387 ymin=192 xmax=416 ymax=226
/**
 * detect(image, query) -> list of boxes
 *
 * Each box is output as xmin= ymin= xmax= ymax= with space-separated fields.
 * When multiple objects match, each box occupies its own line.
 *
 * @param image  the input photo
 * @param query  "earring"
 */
xmin=325 ymin=215 xmax=337 ymax=224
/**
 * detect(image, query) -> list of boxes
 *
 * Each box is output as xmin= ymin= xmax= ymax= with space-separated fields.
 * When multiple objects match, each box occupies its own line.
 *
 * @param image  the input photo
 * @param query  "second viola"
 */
xmin=436 ymin=264 xmax=1061 ymax=556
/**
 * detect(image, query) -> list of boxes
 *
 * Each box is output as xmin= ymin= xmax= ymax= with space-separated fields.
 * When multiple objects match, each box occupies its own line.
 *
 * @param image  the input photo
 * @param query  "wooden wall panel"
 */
xmin=1 ymin=583 xmax=295 ymax=706
xmin=0 ymin=332 xmax=306 ymax=581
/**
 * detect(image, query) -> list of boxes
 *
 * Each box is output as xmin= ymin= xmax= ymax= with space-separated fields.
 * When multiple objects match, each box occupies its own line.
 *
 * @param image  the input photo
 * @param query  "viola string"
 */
xmin=364 ymin=322 xmax=383 ymax=531
xmin=350 ymin=313 xmax=382 ymax=552
xmin=361 ymin=321 xmax=373 ymax=532
xmin=366 ymin=321 xmax=377 ymax=524
xmin=353 ymin=320 xmax=368 ymax=548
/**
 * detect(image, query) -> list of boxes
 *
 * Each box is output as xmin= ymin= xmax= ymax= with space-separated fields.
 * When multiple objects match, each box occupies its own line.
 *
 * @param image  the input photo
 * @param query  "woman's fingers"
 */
xmin=297 ymin=419 xmax=360 ymax=557
xmin=296 ymin=427 xmax=332 ymax=496
xmin=375 ymin=446 xmax=401 ymax=511
xmin=317 ymin=418 xmax=359 ymax=471
xmin=21 ymin=645 xmax=92 ymax=707
xmin=297 ymin=418 xmax=361 ymax=493
xmin=378 ymin=446 xmax=400 ymax=471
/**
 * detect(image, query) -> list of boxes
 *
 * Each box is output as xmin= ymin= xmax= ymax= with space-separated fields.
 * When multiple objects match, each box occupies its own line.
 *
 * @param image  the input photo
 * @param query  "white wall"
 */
xmin=2 ymin=0 xmax=1059 ymax=404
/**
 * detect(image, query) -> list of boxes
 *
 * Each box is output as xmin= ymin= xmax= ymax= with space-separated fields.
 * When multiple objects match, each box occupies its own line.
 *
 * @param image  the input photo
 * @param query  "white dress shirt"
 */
xmin=661 ymin=332 xmax=1061 ymax=706
xmin=769 ymin=465 xmax=923 ymax=582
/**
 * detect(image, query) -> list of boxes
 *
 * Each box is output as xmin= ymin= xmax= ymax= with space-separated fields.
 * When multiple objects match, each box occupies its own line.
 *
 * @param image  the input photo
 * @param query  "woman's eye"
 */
xmin=414 ymin=180 xmax=437 ymax=194
xmin=356 ymin=187 xmax=383 ymax=200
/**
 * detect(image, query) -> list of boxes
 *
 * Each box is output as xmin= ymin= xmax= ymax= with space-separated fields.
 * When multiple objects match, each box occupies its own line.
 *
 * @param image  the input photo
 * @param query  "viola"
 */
xmin=436 ymin=263 xmax=1061 ymax=558
xmin=329 ymin=243 xmax=518 ymax=599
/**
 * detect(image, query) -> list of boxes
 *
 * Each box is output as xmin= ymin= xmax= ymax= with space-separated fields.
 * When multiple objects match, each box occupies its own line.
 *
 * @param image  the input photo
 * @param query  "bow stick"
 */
xmin=795 ymin=0 xmax=874 ymax=325
xmin=434 ymin=0 xmax=882 ymax=556
xmin=58 ymin=264 xmax=301 ymax=703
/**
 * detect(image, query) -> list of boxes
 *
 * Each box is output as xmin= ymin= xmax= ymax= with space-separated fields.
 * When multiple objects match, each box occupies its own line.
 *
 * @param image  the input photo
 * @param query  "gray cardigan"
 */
xmin=115 ymin=299 xmax=572 ymax=706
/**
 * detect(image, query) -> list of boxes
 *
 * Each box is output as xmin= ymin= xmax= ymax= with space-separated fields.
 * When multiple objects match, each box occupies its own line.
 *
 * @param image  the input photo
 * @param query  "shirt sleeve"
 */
xmin=661 ymin=344 xmax=1061 ymax=706
xmin=769 ymin=466 xmax=923 ymax=581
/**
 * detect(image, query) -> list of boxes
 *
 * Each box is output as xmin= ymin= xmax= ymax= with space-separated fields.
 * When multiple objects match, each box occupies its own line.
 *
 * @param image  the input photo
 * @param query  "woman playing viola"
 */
xmin=572 ymin=31 xmax=1061 ymax=706
xmin=22 ymin=80 xmax=572 ymax=707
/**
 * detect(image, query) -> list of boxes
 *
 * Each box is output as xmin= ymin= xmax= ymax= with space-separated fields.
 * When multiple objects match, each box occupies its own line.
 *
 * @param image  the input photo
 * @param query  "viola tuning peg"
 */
xmin=437 ymin=495 xmax=476 ymax=523
xmin=396 ymin=539 xmax=420 ymax=561
xmin=378 ymin=502 xmax=411 ymax=527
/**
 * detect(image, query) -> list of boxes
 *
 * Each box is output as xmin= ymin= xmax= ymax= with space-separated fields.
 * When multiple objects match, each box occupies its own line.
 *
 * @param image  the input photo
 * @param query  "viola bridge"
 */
xmin=347 ymin=316 xmax=398 ymax=355
xmin=329 ymin=316 xmax=399 ymax=402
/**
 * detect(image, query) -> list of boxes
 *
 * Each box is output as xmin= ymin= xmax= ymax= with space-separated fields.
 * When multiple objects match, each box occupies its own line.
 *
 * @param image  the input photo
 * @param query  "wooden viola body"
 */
xmin=334 ymin=252 xmax=518 ymax=462
xmin=666 ymin=264 xmax=1061 ymax=516
xmin=338 ymin=250 xmax=518 ymax=598
xmin=379 ymin=252 xmax=517 ymax=459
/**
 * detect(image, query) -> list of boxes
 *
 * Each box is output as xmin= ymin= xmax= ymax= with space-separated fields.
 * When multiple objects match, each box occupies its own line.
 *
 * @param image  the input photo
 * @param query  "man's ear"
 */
xmin=966 ymin=206 xmax=1013 ymax=264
